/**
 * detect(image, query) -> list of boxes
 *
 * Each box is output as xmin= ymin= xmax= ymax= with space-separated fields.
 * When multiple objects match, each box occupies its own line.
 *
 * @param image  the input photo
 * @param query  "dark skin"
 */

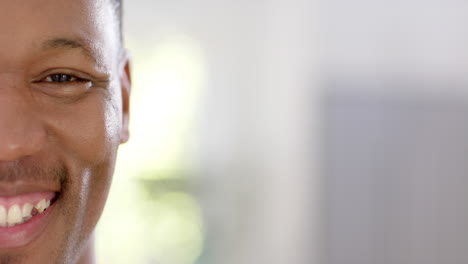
xmin=0 ymin=0 xmax=130 ymax=263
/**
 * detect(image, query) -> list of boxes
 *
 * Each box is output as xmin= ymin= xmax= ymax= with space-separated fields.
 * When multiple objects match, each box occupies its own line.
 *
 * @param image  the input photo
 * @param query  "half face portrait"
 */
xmin=0 ymin=0 xmax=130 ymax=263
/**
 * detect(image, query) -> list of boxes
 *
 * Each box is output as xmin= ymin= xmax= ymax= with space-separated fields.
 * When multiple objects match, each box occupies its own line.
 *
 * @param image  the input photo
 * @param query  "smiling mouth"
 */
xmin=0 ymin=190 xmax=61 ymax=249
xmin=0 ymin=192 xmax=59 ymax=228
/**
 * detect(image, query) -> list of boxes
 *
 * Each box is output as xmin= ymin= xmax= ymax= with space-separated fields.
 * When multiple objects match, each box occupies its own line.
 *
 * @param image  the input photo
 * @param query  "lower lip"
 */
xmin=0 ymin=202 xmax=56 ymax=249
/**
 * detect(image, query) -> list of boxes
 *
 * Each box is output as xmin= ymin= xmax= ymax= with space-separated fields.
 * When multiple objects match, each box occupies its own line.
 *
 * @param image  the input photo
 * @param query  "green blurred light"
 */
xmin=97 ymin=33 xmax=206 ymax=264
xmin=146 ymin=192 xmax=204 ymax=264
xmin=117 ymin=34 xmax=206 ymax=181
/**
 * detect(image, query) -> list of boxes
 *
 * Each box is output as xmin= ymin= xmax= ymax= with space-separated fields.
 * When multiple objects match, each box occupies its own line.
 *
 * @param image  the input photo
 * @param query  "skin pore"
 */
xmin=0 ymin=0 xmax=130 ymax=263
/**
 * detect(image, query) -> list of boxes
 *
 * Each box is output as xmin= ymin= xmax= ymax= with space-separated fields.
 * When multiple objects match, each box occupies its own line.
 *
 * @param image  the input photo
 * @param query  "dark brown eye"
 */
xmin=44 ymin=74 xmax=82 ymax=83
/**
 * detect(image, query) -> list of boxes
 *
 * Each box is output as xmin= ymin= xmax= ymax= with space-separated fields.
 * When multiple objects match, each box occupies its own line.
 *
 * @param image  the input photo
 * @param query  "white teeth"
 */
xmin=35 ymin=199 xmax=51 ymax=213
xmin=22 ymin=203 xmax=33 ymax=221
xmin=7 ymin=205 xmax=22 ymax=227
xmin=0 ymin=199 xmax=52 ymax=228
xmin=35 ymin=199 xmax=47 ymax=213
xmin=0 ymin=206 xmax=6 ymax=227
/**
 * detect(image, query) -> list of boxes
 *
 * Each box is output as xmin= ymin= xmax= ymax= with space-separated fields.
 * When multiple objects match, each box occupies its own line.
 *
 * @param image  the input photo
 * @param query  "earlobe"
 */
xmin=119 ymin=56 xmax=131 ymax=144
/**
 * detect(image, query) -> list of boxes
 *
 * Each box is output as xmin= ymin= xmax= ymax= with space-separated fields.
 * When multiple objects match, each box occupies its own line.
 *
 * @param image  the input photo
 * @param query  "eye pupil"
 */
xmin=51 ymin=74 xmax=72 ymax=83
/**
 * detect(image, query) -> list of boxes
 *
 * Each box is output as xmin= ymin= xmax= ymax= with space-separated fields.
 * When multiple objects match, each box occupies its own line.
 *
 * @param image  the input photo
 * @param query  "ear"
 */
xmin=119 ymin=55 xmax=131 ymax=144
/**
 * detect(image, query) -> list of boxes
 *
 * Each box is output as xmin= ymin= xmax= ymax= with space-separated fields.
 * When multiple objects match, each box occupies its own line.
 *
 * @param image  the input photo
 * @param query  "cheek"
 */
xmin=46 ymin=91 xmax=123 ymax=166
xmin=39 ymin=90 xmax=123 ymax=257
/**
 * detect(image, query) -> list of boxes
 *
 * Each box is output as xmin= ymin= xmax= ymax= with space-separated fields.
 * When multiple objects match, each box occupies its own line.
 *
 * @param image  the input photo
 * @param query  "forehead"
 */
xmin=0 ymin=0 xmax=119 ymax=70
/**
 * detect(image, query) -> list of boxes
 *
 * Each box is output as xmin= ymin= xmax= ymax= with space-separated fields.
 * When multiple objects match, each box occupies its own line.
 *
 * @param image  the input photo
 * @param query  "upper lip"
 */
xmin=0 ymin=181 xmax=60 ymax=197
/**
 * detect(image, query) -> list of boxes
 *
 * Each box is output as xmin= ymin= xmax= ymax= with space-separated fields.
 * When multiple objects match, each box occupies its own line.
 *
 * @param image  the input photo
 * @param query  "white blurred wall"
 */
xmin=123 ymin=0 xmax=468 ymax=263
xmin=321 ymin=1 xmax=468 ymax=264
xmin=194 ymin=1 xmax=320 ymax=263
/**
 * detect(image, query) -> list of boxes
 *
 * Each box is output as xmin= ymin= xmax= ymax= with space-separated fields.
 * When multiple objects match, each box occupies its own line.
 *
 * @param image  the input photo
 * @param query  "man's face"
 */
xmin=0 ymin=0 xmax=130 ymax=263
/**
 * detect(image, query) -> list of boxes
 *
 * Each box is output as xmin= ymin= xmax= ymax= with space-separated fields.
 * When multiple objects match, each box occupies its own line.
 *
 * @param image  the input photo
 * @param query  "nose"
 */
xmin=0 ymin=91 xmax=47 ymax=161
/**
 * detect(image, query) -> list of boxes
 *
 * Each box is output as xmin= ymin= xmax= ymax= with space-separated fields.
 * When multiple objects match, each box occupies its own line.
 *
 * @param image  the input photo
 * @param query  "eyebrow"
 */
xmin=42 ymin=37 xmax=96 ymax=62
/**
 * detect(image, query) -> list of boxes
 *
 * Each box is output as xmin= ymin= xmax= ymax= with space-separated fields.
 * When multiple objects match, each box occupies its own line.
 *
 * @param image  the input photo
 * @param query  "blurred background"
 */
xmin=96 ymin=0 xmax=468 ymax=264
